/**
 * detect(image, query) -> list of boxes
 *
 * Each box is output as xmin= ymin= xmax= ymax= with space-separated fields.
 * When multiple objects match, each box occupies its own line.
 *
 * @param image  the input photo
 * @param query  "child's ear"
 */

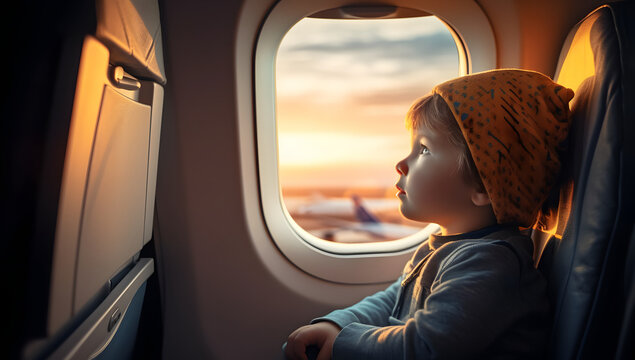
xmin=470 ymin=190 xmax=492 ymax=207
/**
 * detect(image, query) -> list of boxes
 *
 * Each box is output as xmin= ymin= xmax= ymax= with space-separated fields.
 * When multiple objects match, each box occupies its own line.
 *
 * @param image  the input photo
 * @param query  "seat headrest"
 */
xmin=533 ymin=1 xmax=628 ymax=243
xmin=532 ymin=4 xmax=604 ymax=241
xmin=96 ymin=0 xmax=166 ymax=85
xmin=535 ymin=1 xmax=635 ymax=358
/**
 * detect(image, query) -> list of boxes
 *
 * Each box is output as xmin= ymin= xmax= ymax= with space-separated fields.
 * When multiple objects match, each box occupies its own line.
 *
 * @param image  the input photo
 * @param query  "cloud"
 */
xmin=350 ymin=85 xmax=432 ymax=106
xmin=277 ymin=33 xmax=458 ymax=83
xmin=279 ymin=16 xmax=450 ymax=45
xmin=275 ymin=17 xmax=459 ymax=103
xmin=277 ymin=16 xmax=458 ymax=80
xmin=282 ymin=32 xmax=456 ymax=62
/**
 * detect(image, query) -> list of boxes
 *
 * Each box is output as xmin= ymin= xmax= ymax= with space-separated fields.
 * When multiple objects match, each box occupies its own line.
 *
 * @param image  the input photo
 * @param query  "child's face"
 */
xmin=395 ymin=125 xmax=479 ymax=226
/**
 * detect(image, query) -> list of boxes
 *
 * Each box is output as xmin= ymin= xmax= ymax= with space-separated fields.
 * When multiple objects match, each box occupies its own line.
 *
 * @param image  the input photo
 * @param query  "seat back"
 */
xmin=531 ymin=2 xmax=635 ymax=359
xmin=17 ymin=0 xmax=166 ymax=358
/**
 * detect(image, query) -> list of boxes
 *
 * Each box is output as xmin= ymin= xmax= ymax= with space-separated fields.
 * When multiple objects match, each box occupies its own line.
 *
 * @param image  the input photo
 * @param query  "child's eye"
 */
xmin=419 ymin=144 xmax=430 ymax=155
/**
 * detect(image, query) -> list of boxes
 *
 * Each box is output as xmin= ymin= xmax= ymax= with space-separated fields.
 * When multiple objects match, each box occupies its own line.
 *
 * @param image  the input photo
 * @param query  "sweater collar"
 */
xmin=428 ymin=223 xmax=519 ymax=250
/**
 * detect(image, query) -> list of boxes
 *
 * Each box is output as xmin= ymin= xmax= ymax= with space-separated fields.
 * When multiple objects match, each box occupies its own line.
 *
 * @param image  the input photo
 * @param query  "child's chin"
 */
xmin=398 ymin=206 xmax=421 ymax=222
xmin=399 ymin=204 xmax=432 ymax=223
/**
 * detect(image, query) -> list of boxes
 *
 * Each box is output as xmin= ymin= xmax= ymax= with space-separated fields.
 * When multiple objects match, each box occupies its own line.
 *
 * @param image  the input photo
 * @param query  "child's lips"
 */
xmin=396 ymin=184 xmax=406 ymax=196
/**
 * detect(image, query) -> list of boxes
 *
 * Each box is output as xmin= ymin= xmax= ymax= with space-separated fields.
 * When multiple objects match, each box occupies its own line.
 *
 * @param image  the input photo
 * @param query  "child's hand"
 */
xmin=285 ymin=321 xmax=341 ymax=360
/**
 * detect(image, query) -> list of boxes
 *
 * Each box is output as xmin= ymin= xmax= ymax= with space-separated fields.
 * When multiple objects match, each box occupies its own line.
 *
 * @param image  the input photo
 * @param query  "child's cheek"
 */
xmin=409 ymin=163 xmax=464 ymax=213
xmin=407 ymin=169 xmax=447 ymax=213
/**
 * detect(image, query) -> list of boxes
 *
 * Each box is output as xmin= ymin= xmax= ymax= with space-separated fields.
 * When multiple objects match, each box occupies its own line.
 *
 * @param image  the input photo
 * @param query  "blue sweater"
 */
xmin=311 ymin=223 xmax=550 ymax=359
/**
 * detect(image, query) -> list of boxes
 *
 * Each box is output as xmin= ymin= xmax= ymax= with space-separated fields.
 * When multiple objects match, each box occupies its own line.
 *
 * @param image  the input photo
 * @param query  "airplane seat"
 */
xmin=16 ymin=0 xmax=167 ymax=358
xmin=529 ymin=1 xmax=635 ymax=359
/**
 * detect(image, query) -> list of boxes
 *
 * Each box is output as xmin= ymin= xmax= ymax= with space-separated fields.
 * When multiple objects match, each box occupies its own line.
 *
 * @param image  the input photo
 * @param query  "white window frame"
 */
xmin=242 ymin=0 xmax=496 ymax=284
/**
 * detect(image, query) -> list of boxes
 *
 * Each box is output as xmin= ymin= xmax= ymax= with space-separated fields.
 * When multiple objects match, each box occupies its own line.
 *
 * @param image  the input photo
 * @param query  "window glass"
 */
xmin=276 ymin=15 xmax=460 ymax=243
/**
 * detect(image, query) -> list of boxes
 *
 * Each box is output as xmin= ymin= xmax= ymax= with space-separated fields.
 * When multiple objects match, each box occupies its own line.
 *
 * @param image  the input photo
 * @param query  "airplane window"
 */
xmin=276 ymin=15 xmax=460 ymax=243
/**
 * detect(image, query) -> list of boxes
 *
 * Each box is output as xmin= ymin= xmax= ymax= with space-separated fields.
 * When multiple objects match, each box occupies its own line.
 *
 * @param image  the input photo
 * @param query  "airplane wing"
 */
xmin=313 ymin=216 xmax=422 ymax=241
xmin=302 ymin=194 xmax=424 ymax=242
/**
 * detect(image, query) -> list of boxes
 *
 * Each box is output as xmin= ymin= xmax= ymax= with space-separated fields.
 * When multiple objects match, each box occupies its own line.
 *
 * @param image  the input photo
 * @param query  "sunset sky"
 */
xmin=276 ymin=16 xmax=460 ymax=189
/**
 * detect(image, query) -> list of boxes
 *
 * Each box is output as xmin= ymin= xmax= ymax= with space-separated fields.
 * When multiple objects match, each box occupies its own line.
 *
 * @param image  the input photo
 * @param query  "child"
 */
xmin=284 ymin=69 xmax=574 ymax=359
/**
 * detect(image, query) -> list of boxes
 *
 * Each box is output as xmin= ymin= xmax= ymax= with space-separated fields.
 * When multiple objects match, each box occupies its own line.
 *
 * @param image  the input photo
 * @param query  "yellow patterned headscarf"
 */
xmin=432 ymin=69 xmax=574 ymax=227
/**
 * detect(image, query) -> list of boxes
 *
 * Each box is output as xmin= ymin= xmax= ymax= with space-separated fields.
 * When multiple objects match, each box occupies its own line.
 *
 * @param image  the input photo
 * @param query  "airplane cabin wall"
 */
xmin=155 ymin=1 xmax=362 ymax=358
xmin=155 ymin=0 xmax=612 ymax=358
xmin=478 ymin=0 xmax=611 ymax=76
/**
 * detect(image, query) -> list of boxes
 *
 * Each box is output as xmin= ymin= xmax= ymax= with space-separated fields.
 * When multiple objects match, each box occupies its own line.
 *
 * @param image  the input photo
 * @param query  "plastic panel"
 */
xmin=48 ymin=259 xmax=154 ymax=360
xmin=74 ymin=85 xmax=151 ymax=313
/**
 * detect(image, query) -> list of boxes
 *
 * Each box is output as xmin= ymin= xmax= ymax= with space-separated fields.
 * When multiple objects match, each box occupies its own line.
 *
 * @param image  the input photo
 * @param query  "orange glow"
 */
xmin=556 ymin=16 xmax=596 ymax=93
xmin=278 ymin=132 xmax=407 ymax=166
xmin=535 ymin=14 xmax=596 ymax=242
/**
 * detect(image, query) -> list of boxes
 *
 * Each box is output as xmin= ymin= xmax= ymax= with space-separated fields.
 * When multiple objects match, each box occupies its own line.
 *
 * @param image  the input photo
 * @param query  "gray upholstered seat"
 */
xmin=531 ymin=2 xmax=635 ymax=359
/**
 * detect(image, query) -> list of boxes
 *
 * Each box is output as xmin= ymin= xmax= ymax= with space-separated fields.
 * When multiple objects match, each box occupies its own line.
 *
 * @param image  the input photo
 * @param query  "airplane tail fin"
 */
xmin=351 ymin=194 xmax=380 ymax=223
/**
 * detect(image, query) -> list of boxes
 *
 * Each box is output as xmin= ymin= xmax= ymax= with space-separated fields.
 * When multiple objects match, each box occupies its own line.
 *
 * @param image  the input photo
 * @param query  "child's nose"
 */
xmin=396 ymin=158 xmax=408 ymax=175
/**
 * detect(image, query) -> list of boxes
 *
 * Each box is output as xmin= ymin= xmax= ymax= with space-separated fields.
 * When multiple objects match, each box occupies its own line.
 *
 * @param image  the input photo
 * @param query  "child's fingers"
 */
xmin=286 ymin=324 xmax=333 ymax=360
xmin=316 ymin=347 xmax=332 ymax=360
xmin=286 ymin=325 xmax=305 ymax=340
xmin=286 ymin=329 xmax=310 ymax=360
xmin=289 ymin=339 xmax=308 ymax=360
xmin=284 ymin=340 xmax=307 ymax=360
